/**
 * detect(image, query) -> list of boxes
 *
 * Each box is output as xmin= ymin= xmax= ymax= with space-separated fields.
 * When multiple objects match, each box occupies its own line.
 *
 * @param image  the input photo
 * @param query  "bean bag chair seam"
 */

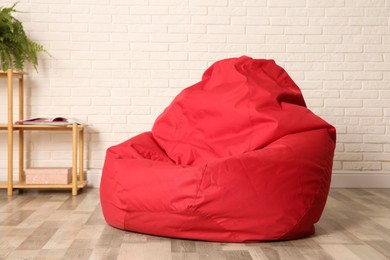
xmin=277 ymin=177 xmax=328 ymax=240
xmin=187 ymin=163 xmax=208 ymax=212
xmin=186 ymin=208 xmax=242 ymax=241
xmin=276 ymin=131 xmax=334 ymax=240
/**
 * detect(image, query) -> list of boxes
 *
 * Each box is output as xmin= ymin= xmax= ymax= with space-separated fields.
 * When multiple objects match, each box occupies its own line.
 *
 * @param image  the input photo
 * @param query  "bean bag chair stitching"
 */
xmin=188 ymin=169 xmax=256 ymax=241
xmin=114 ymin=169 xmax=132 ymax=230
xmin=278 ymin=175 xmax=329 ymax=240
xmin=185 ymin=208 xmax=242 ymax=241
xmin=276 ymin=146 xmax=307 ymax=239
xmin=187 ymin=163 xmax=208 ymax=212
xmin=100 ymin=156 xmax=127 ymax=229
xmin=276 ymin=131 xmax=335 ymax=240
xmin=257 ymin=140 xmax=306 ymax=239
xmin=246 ymin=73 xmax=257 ymax=153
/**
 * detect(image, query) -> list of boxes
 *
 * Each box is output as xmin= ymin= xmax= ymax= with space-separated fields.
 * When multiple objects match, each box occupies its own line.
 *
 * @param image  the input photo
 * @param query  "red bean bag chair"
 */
xmin=100 ymin=56 xmax=336 ymax=242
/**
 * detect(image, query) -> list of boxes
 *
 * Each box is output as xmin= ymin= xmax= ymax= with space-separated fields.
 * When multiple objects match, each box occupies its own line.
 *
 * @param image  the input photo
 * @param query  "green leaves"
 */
xmin=0 ymin=2 xmax=46 ymax=72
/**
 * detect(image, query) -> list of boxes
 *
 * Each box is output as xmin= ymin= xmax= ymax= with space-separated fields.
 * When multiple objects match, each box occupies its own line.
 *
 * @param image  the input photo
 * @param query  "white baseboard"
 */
xmin=1 ymin=170 xmax=390 ymax=189
xmin=85 ymin=169 xmax=102 ymax=188
xmin=331 ymin=171 xmax=390 ymax=188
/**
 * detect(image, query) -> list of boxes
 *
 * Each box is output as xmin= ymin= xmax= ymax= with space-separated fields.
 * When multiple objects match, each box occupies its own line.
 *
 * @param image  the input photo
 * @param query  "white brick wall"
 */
xmin=1 ymin=0 xmax=389 ymax=186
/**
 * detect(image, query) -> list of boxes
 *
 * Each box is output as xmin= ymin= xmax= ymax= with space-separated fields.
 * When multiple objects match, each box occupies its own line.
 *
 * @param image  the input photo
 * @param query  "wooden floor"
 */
xmin=0 ymin=188 xmax=389 ymax=260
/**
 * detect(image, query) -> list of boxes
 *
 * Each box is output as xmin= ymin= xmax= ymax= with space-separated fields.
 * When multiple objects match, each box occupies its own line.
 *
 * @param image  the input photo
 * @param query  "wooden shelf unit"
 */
xmin=0 ymin=70 xmax=87 ymax=196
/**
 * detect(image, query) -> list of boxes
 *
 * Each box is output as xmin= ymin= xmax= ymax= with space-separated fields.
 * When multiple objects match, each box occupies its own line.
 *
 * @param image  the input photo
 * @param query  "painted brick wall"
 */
xmin=1 ymin=0 xmax=389 ymax=186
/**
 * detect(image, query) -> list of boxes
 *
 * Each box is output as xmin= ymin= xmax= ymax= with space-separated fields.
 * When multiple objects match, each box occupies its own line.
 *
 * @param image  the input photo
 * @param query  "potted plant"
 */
xmin=0 ymin=2 xmax=45 ymax=72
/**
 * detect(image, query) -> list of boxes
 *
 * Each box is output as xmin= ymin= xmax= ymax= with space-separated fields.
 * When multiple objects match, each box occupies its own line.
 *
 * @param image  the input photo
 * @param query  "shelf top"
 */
xmin=0 ymin=70 xmax=25 ymax=78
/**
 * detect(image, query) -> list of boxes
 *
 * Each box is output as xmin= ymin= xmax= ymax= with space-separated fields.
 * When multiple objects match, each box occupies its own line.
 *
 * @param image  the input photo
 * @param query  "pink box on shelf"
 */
xmin=25 ymin=167 xmax=72 ymax=185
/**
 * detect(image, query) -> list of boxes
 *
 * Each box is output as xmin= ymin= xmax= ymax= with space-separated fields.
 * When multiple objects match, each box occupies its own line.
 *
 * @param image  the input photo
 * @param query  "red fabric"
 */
xmin=100 ymin=56 xmax=336 ymax=242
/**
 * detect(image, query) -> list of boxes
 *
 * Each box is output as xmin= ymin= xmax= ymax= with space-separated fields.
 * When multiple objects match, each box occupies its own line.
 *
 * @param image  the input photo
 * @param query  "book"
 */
xmin=15 ymin=117 xmax=80 ymax=126
xmin=25 ymin=167 xmax=72 ymax=185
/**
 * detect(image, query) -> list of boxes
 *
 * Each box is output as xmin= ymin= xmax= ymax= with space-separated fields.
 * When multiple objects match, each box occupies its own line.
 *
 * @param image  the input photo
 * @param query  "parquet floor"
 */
xmin=0 ymin=188 xmax=389 ymax=260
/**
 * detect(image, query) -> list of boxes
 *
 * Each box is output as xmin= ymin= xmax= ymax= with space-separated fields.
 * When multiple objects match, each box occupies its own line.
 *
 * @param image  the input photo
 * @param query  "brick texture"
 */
xmin=0 ymin=0 xmax=389 ymax=180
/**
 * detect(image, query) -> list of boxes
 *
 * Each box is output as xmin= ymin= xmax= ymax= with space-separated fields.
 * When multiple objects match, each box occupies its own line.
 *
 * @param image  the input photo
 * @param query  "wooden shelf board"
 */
xmin=0 ymin=180 xmax=87 ymax=189
xmin=0 ymin=71 xmax=24 ymax=79
xmin=0 ymin=124 xmax=84 ymax=131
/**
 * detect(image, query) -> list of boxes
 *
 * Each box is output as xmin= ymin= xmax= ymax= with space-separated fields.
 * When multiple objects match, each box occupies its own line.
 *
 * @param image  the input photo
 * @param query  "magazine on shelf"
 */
xmin=15 ymin=117 xmax=80 ymax=126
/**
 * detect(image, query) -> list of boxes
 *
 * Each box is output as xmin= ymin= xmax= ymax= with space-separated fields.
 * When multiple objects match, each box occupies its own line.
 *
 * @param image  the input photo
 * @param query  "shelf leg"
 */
xmin=79 ymin=127 xmax=85 ymax=182
xmin=19 ymin=78 xmax=24 ymax=182
xmin=19 ymin=77 xmax=23 ymax=119
xmin=19 ymin=130 xmax=24 ymax=182
xmin=72 ymin=124 xmax=78 ymax=195
xmin=7 ymin=69 xmax=14 ymax=196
